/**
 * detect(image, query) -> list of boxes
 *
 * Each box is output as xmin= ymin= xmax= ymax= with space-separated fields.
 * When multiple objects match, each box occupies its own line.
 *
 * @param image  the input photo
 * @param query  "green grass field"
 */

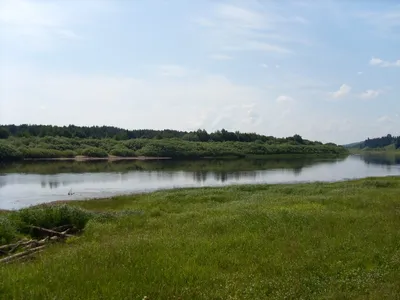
xmin=1 ymin=177 xmax=400 ymax=299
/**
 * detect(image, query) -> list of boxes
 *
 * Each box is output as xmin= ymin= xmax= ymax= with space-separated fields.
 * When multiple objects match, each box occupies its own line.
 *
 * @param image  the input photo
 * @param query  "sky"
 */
xmin=0 ymin=0 xmax=399 ymax=144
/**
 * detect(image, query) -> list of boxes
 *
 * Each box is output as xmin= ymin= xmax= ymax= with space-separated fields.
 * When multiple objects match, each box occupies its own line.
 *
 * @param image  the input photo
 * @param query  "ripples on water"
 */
xmin=1 ymin=154 xmax=400 ymax=209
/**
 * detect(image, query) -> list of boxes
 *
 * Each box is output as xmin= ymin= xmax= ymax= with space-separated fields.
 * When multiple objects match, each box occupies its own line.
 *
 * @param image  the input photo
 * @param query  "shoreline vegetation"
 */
xmin=345 ymin=133 xmax=400 ymax=152
xmin=23 ymin=155 xmax=172 ymax=161
xmin=0 ymin=177 xmax=399 ymax=298
xmin=0 ymin=124 xmax=348 ymax=162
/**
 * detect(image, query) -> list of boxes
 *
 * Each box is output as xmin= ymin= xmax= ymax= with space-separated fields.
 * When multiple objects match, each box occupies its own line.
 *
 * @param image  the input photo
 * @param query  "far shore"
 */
xmin=23 ymin=155 xmax=172 ymax=162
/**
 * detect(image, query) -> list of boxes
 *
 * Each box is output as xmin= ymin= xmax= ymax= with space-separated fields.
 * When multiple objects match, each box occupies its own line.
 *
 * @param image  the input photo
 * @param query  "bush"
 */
xmin=14 ymin=205 xmax=95 ymax=235
xmin=124 ymin=139 xmax=147 ymax=151
xmin=0 ymin=127 xmax=10 ymax=139
xmin=0 ymin=143 xmax=23 ymax=161
xmin=109 ymin=147 xmax=136 ymax=157
xmin=21 ymin=148 xmax=67 ymax=159
xmin=81 ymin=147 xmax=108 ymax=158
xmin=0 ymin=216 xmax=19 ymax=245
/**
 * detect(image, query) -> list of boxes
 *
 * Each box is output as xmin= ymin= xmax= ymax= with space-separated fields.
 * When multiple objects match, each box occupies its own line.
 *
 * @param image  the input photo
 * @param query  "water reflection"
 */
xmin=359 ymin=153 xmax=400 ymax=166
xmin=1 ymin=155 xmax=399 ymax=210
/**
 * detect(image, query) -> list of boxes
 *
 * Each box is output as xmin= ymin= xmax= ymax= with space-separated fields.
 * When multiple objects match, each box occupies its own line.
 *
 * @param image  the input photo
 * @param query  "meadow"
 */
xmin=1 ymin=177 xmax=399 ymax=299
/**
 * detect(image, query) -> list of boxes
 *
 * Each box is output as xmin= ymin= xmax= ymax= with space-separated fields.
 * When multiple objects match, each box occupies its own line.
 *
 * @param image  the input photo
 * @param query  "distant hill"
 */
xmin=342 ymin=141 xmax=363 ymax=149
xmin=346 ymin=134 xmax=400 ymax=150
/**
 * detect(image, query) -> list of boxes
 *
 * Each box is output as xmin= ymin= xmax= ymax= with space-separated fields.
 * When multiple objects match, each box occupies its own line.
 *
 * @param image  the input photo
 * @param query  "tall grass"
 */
xmin=0 ymin=205 xmax=95 ymax=244
xmin=1 ymin=177 xmax=399 ymax=299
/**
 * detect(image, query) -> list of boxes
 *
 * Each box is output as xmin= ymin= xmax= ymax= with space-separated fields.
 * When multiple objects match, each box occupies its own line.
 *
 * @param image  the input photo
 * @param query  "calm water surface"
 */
xmin=1 ymin=154 xmax=400 ymax=210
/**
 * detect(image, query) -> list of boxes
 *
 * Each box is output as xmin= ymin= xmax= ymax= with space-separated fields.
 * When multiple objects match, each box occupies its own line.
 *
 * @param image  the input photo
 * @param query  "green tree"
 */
xmin=0 ymin=128 xmax=10 ymax=139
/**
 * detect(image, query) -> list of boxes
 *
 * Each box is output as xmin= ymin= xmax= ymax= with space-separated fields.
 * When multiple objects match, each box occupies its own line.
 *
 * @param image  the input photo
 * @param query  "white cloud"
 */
xmin=195 ymin=2 xmax=308 ymax=55
xmin=359 ymin=89 xmax=381 ymax=99
xmin=0 ymin=0 xmax=76 ymax=41
xmin=0 ymin=66 xmax=275 ymax=134
xmin=276 ymin=95 xmax=294 ymax=103
xmin=215 ymin=4 xmax=266 ymax=30
xmin=261 ymin=64 xmax=268 ymax=68
xmin=358 ymin=6 xmax=400 ymax=38
xmin=209 ymin=54 xmax=233 ymax=60
xmin=156 ymin=65 xmax=188 ymax=77
xmin=0 ymin=0 xmax=111 ymax=50
xmin=3 ymin=65 xmax=358 ymax=142
xmin=331 ymin=84 xmax=351 ymax=98
xmin=357 ymin=71 xmax=363 ymax=75
xmin=377 ymin=115 xmax=393 ymax=123
xmin=369 ymin=57 xmax=400 ymax=67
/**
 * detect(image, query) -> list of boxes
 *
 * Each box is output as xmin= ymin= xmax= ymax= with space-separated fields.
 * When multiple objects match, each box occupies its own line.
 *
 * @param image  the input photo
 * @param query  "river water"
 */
xmin=1 ymin=154 xmax=400 ymax=210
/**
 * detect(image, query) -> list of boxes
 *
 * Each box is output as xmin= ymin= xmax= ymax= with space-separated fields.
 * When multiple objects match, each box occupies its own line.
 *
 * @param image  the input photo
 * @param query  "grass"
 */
xmin=1 ymin=177 xmax=400 ymax=299
xmin=0 ymin=205 xmax=96 ymax=244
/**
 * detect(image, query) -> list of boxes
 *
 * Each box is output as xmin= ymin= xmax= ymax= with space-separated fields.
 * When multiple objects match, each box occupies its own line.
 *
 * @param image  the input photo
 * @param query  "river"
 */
xmin=1 ymin=154 xmax=400 ymax=210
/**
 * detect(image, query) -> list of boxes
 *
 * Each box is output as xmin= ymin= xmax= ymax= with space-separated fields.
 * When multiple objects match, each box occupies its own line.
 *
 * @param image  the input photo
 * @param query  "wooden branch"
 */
xmin=10 ymin=250 xmax=44 ymax=264
xmin=0 ymin=239 xmax=34 ymax=254
xmin=52 ymin=224 xmax=73 ymax=232
xmin=0 ymin=245 xmax=45 ymax=264
xmin=29 ymin=226 xmax=74 ymax=238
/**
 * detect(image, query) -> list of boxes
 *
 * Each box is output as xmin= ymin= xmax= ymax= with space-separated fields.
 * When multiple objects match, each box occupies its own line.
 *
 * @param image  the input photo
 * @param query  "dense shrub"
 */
xmin=15 ymin=205 xmax=94 ymax=234
xmin=0 ymin=143 xmax=22 ymax=161
xmin=0 ymin=216 xmax=19 ymax=244
xmin=0 ymin=136 xmax=348 ymax=161
xmin=81 ymin=147 xmax=108 ymax=158
xmin=124 ymin=139 xmax=147 ymax=151
xmin=0 ymin=127 xmax=10 ymax=139
xmin=0 ymin=205 xmax=97 ymax=245
xmin=21 ymin=148 xmax=75 ymax=159
xmin=109 ymin=147 xmax=136 ymax=157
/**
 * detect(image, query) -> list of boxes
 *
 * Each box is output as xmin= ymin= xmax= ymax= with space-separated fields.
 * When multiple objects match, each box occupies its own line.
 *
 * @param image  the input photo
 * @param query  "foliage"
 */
xmin=0 ymin=205 xmax=96 ymax=245
xmin=1 ymin=177 xmax=400 ymax=299
xmin=21 ymin=148 xmax=76 ymax=159
xmin=80 ymin=147 xmax=108 ymax=158
xmin=0 ymin=216 xmax=19 ymax=244
xmin=2 ymin=124 xmax=327 ymax=145
xmin=350 ymin=134 xmax=400 ymax=150
xmin=109 ymin=147 xmax=136 ymax=157
xmin=0 ymin=143 xmax=22 ymax=161
xmin=0 ymin=127 xmax=10 ymax=139
xmin=0 ymin=135 xmax=348 ymax=161
xmin=15 ymin=205 xmax=94 ymax=234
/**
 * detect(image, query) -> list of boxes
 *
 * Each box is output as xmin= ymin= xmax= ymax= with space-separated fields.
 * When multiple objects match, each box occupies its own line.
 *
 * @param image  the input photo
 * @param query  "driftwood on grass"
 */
xmin=0 ymin=224 xmax=80 ymax=264
xmin=52 ymin=224 xmax=74 ymax=232
xmin=29 ymin=225 xmax=74 ymax=238
xmin=0 ymin=245 xmax=45 ymax=264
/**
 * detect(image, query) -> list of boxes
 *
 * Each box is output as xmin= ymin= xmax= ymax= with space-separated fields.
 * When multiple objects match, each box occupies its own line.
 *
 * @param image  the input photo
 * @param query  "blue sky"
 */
xmin=0 ymin=0 xmax=399 ymax=144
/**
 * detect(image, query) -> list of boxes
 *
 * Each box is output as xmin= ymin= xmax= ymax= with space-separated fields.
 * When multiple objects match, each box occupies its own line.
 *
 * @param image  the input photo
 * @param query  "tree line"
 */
xmin=0 ymin=136 xmax=348 ymax=161
xmin=0 ymin=124 xmax=323 ymax=145
xmin=360 ymin=134 xmax=400 ymax=149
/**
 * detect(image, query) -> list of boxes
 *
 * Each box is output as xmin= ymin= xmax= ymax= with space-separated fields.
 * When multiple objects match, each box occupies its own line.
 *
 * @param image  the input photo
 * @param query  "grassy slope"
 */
xmin=1 ymin=178 xmax=400 ymax=299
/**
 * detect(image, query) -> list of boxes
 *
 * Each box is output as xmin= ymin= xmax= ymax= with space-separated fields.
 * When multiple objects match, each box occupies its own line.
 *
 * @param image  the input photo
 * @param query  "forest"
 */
xmin=351 ymin=134 xmax=400 ymax=150
xmin=1 ymin=124 xmax=321 ymax=143
xmin=0 ymin=124 xmax=348 ymax=161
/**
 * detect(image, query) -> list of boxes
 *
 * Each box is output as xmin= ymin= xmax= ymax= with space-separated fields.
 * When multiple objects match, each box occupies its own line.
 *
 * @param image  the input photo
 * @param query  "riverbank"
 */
xmin=1 ymin=177 xmax=399 ymax=299
xmin=0 ymin=136 xmax=348 ymax=162
xmin=23 ymin=155 xmax=172 ymax=161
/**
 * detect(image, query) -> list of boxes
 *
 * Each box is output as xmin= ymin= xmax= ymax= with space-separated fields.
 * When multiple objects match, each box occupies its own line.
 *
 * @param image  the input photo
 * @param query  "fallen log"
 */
xmin=52 ymin=224 xmax=73 ymax=232
xmin=0 ymin=239 xmax=35 ymax=255
xmin=29 ymin=226 xmax=74 ymax=238
xmin=0 ymin=245 xmax=45 ymax=264
xmin=10 ymin=250 xmax=44 ymax=264
xmin=0 ymin=239 xmax=31 ymax=251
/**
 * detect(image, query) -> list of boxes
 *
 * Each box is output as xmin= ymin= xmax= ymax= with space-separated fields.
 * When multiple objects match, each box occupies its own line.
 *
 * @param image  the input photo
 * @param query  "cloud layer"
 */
xmin=1 ymin=0 xmax=400 ymax=144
